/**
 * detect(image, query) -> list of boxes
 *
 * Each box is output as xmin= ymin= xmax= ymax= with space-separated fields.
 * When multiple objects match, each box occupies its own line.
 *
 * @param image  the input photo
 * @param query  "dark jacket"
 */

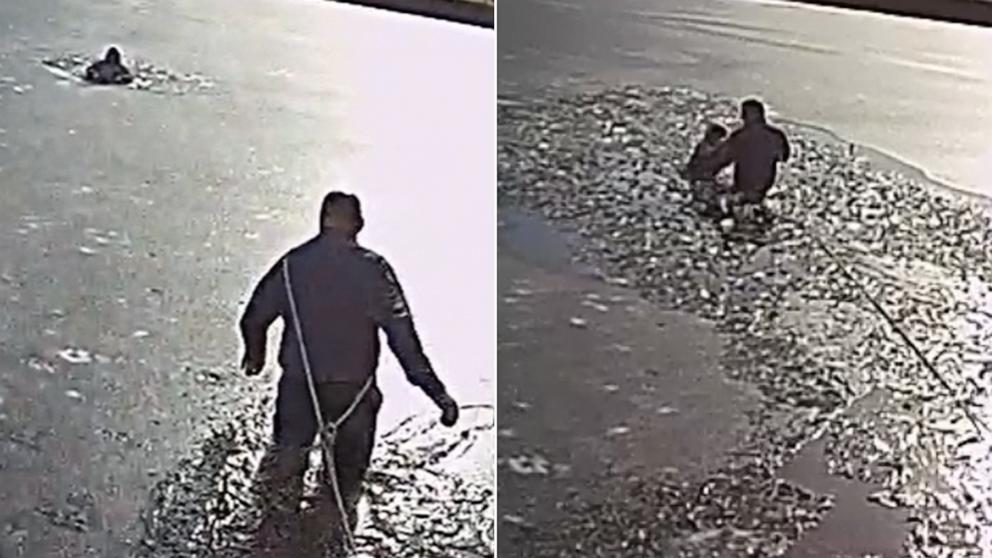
xmin=683 ymin=140 xmax=722 ymax=181
xmin=84 ymin=60 xmax=133 ymax=85
xmin=716 ymin=122 xmax=790 ymax=202
xmin=239 ymin=231 xmax=448 ymax=402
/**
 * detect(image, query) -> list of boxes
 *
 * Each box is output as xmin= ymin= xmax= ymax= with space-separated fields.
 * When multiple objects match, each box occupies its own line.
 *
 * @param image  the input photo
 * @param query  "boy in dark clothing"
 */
xmin=84 ymin=47 xmax=133 ymax=85
xmin=683 ymin=123 xmax=728 ymax=181
xmin=682 ymin=123 xmax=730 ymax=216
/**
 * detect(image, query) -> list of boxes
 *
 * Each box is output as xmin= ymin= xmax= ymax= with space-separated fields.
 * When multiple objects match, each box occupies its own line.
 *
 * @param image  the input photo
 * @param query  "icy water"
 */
xmin=498 ymin=85 xmax=992 ymax=556
xmin=131 ymin=391 xmax=494 ymax=558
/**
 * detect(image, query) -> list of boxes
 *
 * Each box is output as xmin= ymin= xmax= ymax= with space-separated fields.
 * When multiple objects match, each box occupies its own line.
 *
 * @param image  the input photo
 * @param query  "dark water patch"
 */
xmin=498 ymin=207 xmax=599 ymax=278
xmin=528 ymin=461 xmax=832 ymax=557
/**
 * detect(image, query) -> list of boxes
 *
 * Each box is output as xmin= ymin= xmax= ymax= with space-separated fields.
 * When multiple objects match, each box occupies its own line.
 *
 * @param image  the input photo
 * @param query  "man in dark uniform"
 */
xmin=239 ymin=191 xmax=459 ymax=554
xmin=713 ymin=99 xmax=791 ymax=218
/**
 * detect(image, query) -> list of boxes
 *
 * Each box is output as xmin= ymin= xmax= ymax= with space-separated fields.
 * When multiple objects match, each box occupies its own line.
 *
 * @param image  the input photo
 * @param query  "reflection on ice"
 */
xmin=57 ymin=348 xmax=92 ymax=365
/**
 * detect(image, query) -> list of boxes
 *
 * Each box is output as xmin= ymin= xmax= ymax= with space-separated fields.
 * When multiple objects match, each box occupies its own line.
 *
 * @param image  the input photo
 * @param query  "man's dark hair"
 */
xmin=320 ymin=191 xmax=364 ymax=233
xmin=706 ymin=123 xmax=728 ymax=140
xmin=741 ymin=99 xmax=766 ymax=122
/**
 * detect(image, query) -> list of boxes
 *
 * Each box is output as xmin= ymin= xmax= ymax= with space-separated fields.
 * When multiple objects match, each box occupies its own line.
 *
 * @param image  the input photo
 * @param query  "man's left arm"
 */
xmin=239 ymin=260 xmax=285 ymax=375
xmin=371 ymin=256 xmax=459 ymax=426
xmin=778 ymin=129 xmax=791 ymax=163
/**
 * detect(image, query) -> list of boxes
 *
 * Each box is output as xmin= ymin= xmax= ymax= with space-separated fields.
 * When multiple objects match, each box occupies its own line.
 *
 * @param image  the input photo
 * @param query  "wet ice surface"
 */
xmin=0 ymin=74 xmax=33 ymax=96
xmin=40 ymin=53 xmax=215 ymax=95
xmin=498 ymin=85 xmax=992 ymax=556
xmin=130 ymin=395 xmax=494 ymax=558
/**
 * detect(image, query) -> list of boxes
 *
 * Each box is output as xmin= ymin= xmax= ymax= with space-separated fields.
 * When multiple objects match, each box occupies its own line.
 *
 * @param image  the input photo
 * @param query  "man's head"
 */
xmin=741 ymin=99 xmax=766 ymax=125
xmin=320 ymin=191 xmax=364 ymax=238
xmin=105 ymin=47 xmax=122 ymax=65
xmin=705 ymin=123 xmax=728 ymax=143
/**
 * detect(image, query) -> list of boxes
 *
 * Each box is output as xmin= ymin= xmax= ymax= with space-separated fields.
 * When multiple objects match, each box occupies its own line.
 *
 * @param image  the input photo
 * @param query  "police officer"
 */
xmin=239 ymin=191 xmax=459 ymax=554
xmin=713 ymin=99 xmax=791 ymax=218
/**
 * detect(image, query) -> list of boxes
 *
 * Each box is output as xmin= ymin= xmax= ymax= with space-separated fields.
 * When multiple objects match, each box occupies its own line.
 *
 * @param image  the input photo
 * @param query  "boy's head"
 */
xmin=704 ymin=123 xmax=728 ymax=143
xmin=105 ymin=47 xmax=122 ymax=65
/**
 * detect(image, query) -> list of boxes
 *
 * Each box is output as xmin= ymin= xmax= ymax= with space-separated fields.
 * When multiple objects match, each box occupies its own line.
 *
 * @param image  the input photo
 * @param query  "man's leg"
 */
xmin=318 ymin=384 xmax=382 ymax=556
xmin=737 ymin=188 xmax=773 ymax=225
xmin=253 ymin=377 xmax=317 ymax=551
xmin=253 ymin=448 xmax=307 ymax=553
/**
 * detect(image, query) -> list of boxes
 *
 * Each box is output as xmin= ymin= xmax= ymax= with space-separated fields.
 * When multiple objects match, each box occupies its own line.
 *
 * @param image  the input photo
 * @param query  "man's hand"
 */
xmin=438 ymin=393 xmax=459 ymax=427
xmin=240 ymin=353 xmax=264 ymax=377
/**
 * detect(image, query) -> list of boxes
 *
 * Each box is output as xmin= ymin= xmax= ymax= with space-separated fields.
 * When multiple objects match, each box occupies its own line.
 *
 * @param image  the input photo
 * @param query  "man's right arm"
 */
xmin=239 ymin=259 xmax=285 ymax=371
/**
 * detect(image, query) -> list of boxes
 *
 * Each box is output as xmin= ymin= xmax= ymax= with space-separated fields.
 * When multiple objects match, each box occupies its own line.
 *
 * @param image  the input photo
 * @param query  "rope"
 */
xmin=282 ymin=257 xmax=374 ymax=555
xmin=762 ymin=160 xmax=991 ymax=436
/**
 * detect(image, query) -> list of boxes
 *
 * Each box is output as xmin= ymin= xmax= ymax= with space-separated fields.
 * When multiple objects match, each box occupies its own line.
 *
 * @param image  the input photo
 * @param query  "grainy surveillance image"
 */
xmin=0 ymin=1 xmax=493 ymax=557
xmin=497 ymin=0 xmax=992 ymax=556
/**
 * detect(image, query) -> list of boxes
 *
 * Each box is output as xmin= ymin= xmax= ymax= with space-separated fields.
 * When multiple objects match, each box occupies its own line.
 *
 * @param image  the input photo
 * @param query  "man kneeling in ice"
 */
xmin=712 ymin=99 xmax=791 ymax=223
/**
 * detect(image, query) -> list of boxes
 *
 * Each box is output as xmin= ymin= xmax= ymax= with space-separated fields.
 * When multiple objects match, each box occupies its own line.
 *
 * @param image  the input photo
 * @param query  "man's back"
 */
xmin=280 ymin=234 xmax=388 ymax=382
xmin=726 ymin=122 xmax=790 ymax=202
xmin=240 ymin=232 xmax=425 ymax=385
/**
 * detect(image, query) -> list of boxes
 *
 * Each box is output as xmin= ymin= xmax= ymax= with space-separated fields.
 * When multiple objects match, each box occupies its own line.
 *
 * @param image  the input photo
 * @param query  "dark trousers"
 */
xmin=690 ymin=178 xmax=731 ymax=218
xmin=254 ymin=376 xmax=382 ymax=555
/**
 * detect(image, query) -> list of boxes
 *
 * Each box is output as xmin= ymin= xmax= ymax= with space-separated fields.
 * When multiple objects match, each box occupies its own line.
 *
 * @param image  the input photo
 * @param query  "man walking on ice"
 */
xmin=239 ymin=191 xmax=460 ymax=555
